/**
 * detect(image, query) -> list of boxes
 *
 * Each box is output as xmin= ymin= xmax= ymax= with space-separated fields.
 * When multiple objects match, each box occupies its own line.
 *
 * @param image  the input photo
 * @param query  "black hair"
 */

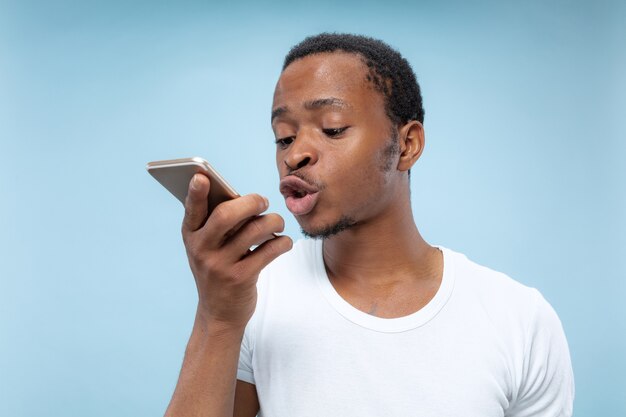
xmin=283 ymin=33 xmax=424 ymax=125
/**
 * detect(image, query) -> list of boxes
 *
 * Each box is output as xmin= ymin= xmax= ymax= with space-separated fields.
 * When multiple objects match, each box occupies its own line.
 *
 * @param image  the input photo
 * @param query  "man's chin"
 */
xmin=300 ymin=216 xmax=357 ymax=239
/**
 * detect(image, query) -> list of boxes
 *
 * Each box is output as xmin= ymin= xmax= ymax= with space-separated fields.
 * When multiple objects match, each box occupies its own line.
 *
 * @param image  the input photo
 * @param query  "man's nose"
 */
xmin=284 ymin=130 xmax=319 ymax=171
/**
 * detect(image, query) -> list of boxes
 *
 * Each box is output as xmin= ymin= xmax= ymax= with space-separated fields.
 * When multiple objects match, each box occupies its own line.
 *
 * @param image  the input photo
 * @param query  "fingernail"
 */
xmin=262 ymin=196 xmax=269 ymax=209
xmin=191 ymin=175 xmax=200 ymax=190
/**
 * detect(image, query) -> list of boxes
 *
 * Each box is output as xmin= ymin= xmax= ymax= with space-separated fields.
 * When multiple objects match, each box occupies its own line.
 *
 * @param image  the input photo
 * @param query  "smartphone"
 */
xmin=146 ymin=157 xmax=239 ymax=214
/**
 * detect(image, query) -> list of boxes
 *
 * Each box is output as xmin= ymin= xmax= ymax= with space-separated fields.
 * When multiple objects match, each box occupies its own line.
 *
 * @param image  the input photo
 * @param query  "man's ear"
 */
xmin=397 ymin=120 xmax=425 ymax=172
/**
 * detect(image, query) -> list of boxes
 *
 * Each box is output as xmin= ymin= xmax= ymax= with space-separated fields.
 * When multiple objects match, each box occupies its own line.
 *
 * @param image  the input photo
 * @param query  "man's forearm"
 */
xmin=164 ymin=310 xmax=245 ymax=417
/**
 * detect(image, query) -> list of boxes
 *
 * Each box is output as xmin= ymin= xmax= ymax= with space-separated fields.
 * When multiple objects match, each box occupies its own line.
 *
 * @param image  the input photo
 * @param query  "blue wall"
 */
xmin=1 ymin=1 xmax=624 ymax=415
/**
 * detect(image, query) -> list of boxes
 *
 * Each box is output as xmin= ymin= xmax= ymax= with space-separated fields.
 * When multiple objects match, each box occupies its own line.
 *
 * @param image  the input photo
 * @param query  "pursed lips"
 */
xmin=279 ymin=175 xmax=320 ymax=198
xmin=279 ymin=175 xmax=321 ymax=216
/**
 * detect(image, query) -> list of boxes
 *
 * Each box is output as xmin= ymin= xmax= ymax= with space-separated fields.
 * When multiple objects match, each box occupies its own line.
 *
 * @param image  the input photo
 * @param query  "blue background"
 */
xmin=1 ymin=1 xmax=624 ymax=415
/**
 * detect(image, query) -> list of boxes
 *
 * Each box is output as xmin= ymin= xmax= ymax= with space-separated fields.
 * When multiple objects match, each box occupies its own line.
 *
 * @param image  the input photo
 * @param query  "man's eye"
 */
xmin=322 ymin=127 xmax=349 ymax=138
xmin=275 ymin=136 xmax=295 ymax=149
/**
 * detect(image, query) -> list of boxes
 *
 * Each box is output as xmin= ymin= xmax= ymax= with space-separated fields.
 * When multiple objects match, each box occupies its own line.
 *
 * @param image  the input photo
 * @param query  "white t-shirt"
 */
xmin=238 ymin=239 xmax=574 ymax=416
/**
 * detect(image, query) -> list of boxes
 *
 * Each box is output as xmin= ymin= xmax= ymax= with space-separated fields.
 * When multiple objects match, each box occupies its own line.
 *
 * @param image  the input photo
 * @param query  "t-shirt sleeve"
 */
xmin=237 ymin=315 xmax=256 ymax=385
xmin=507 ymin=289 xmax=575 ymax=416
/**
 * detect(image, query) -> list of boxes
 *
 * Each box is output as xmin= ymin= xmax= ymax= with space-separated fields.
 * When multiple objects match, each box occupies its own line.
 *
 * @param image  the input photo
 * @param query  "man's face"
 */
xmin=272 ymin=52 xmax=402 ymax=238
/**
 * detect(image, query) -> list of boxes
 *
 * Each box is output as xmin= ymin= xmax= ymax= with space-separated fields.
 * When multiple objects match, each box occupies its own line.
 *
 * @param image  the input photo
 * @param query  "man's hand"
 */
xmin=182 ymin=173 xmax=293 ymax=329
xmin=164 ymin=173 xmax=285 ymax=417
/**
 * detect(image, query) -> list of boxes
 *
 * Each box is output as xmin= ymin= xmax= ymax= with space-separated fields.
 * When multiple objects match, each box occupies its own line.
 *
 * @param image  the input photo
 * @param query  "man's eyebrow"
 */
xmin=304 ymin=97 xmax=351 ymax=111
xmin=271 ymin=97 xmax=351 ymax=123
xmin=271 ymin=106 xmax=288 ymax=122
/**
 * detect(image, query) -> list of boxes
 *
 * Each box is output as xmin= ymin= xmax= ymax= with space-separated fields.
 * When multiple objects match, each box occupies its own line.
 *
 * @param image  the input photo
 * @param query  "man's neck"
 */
xmin=321 ymin=197 xmax=440 ymax=288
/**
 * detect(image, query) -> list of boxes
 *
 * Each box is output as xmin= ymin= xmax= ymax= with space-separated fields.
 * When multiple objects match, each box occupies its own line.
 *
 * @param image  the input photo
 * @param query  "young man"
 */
xmin=165 ymin=34 xmax=574 ymax=417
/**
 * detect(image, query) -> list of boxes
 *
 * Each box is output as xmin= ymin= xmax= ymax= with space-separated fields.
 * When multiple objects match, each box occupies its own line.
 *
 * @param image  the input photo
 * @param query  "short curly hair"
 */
xmin=283 ymin=33 xmax=424 ymax=125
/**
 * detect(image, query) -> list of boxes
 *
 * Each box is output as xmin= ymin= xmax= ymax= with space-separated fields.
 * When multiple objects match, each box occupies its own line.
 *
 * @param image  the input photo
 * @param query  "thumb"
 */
xmin=183 ymin=174 xmax=210 ymax=232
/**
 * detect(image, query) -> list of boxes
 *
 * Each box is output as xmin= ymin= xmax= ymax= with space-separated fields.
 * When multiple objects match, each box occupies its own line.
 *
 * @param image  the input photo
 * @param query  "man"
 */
xmin=164 ymin=33 xmax=574 ymax=416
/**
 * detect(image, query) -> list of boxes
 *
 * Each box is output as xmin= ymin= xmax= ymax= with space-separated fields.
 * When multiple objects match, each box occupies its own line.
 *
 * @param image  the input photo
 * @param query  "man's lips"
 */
xmin=279 ymin=176 xmax=320 ymax=216
xmin=279 ymin=175 xmax=319 ymax=196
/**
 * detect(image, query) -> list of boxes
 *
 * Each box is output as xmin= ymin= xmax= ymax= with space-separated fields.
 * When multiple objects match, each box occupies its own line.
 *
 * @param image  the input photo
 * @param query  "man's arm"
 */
xmin=234 ymin=381 xmax=260 ymax=417
xmin=164 ymin=313 xmax=253 ymax=417
xmin=164 ymin=174 xmax=290 ymax=417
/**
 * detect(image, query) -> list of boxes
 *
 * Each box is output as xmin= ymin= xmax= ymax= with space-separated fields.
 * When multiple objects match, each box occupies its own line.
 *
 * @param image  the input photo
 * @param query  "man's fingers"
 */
xmin=226 ymin=213 xmax=285 ymax=258
xmin=204 ymin=194 xmax=269 ymax=240
xmin=183 ymin=174 xmax=210 ymax=232
xmin=237 ymin=235 xmax=293 ymax=276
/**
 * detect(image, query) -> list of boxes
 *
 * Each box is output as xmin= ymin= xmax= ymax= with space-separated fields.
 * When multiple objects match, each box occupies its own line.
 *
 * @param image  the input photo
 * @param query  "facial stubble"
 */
xmin=301 ymin=130 xmax=401 ymax=240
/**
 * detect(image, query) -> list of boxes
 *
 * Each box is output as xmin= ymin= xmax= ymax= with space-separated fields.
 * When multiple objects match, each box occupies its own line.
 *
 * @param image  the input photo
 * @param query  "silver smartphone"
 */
xmin=146 ymin=157 xmax=239 ymax=215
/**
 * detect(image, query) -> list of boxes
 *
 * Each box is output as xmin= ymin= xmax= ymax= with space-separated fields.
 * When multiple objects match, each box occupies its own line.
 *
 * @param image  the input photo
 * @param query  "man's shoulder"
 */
xmin=443 ymin=246 xmax=558 ymax=333
xmin=443 ymin=246 xmax=538 ymax=300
